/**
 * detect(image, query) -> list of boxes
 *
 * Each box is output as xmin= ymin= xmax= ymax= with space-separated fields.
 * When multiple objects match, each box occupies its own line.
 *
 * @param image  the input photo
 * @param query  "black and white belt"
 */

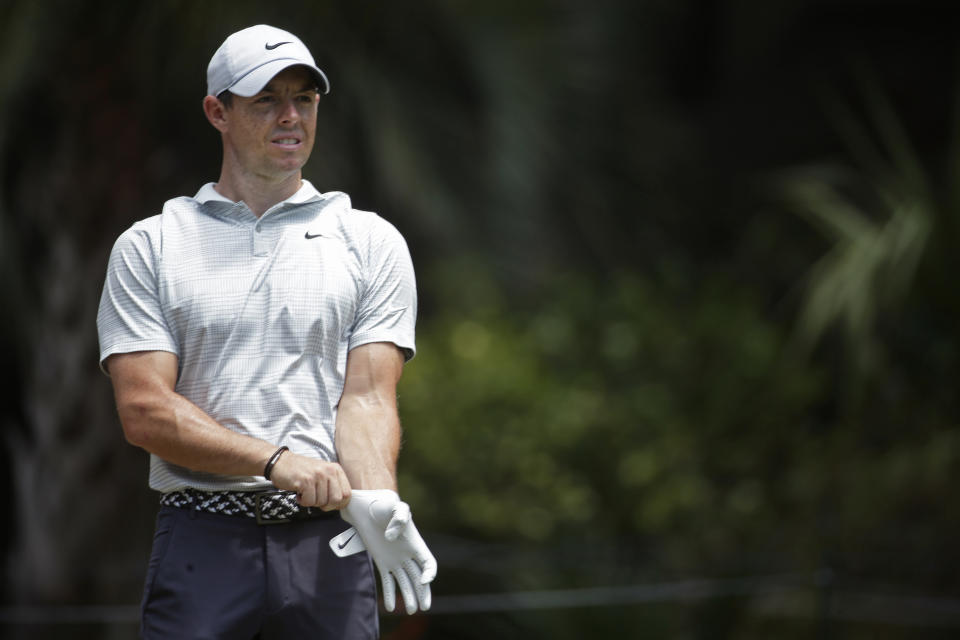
xmin=160 ymin=488 xmax=338 ymax=525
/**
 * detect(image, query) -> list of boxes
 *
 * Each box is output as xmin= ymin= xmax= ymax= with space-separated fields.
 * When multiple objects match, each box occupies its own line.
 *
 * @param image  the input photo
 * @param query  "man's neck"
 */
xmin=213 ymin=171 xmax=303 ymax=217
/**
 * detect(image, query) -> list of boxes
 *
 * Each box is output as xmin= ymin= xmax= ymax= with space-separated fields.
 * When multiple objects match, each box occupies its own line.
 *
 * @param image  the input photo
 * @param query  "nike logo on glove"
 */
xmin=265 ymin=41 xmax=291 ymax=50
xmin=337 ymin=531 xmax=358 ymax=550
xmin=330 ymin=527 xmax=366 ymax=556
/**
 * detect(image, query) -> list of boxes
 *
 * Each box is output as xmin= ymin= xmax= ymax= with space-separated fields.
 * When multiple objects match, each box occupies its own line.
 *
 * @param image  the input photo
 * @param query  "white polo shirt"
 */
xmin=97 ymin=180 xmax=417 ymax=492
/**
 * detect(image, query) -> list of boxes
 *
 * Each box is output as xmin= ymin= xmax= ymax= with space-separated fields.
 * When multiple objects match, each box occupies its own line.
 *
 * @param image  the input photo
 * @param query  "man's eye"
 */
xmin=256 ymin=96 xmax=276 ymax=104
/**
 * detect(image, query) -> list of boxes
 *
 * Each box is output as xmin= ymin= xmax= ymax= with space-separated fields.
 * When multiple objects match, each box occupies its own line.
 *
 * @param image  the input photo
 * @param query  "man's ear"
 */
xmin=203 ymin=95 xmax=229 ymax=133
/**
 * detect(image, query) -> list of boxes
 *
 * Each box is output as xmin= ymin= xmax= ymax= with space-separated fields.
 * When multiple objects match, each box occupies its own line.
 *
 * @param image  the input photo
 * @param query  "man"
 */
xmin=97 ymin=24 xmax=435 ymax=639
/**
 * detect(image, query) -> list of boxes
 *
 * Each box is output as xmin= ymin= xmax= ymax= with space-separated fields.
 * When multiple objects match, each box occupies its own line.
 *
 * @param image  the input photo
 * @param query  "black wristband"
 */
xmin=263 ymin=446 xmax=289 ymax=481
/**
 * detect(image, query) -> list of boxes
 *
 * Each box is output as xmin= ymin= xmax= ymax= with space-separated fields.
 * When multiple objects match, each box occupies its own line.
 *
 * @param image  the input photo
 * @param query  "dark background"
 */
xmin=3 ymin=0 xmax=960 ymax=637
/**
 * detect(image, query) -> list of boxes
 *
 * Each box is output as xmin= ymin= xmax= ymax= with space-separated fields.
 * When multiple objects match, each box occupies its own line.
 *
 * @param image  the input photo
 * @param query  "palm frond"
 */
xmin=777 ymin=80 xmax=934 ymax=378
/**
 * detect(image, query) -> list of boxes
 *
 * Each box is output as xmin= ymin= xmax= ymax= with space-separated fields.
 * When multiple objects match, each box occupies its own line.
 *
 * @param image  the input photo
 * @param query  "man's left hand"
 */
xmin=331 ymin=489 xmax=437 ymax=614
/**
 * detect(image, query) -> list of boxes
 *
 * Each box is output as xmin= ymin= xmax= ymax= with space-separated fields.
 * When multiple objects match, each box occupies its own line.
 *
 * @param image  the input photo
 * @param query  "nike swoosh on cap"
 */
xmin=265 ymin=41 xmax=291 ymax=50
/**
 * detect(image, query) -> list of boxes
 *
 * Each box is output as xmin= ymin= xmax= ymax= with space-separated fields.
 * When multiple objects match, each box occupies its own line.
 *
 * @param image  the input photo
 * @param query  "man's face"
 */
xmin=221 ymin=66 xmax=319 ymax=182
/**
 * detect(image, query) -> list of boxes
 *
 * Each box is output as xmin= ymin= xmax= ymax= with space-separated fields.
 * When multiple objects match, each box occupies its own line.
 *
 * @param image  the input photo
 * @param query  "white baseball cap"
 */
xmin=206 ymin=24 xmax=330 ymax=98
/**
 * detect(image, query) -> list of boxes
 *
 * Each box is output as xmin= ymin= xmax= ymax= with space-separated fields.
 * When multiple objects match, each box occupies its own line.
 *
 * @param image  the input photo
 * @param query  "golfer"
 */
xmin=97 ymin=24 xmax=435 ymax=639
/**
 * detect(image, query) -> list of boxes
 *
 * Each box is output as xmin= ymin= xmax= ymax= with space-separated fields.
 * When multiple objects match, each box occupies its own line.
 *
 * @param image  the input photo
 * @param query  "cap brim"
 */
xmin=228 ymin=59 xmax=330 ymax=97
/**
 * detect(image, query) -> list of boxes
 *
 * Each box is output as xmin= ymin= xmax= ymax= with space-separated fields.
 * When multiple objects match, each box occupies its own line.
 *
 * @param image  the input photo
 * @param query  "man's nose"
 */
xmin=278 ymin=99 xmax=300 ymax=124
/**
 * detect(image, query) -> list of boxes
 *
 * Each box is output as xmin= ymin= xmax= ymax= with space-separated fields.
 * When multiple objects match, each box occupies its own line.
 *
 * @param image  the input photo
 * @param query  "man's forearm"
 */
xmin=119 ymin=385 xmax=277 ymax=477
xmin=109 ymin=351 xmax=276 ymax=478
xmin=335 ymin=395 xmax=401 ymax=491
xmin=109 ymin=350 xmax=356 ymax=510
xmin=334 ymin=342 xmax=406 ymax=491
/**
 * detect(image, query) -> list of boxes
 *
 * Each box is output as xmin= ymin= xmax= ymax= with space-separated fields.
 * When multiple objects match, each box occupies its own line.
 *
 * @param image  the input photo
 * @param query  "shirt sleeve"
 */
xmin=348 ymin=217 xmax=417 ymax=361
xmin=96 ymin=218 xmax=179 ymax=374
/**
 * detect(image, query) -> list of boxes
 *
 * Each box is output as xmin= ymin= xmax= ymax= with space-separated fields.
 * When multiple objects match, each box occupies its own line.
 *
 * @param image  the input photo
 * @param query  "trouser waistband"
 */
xmin=160 ymin=488 xmax=339 ymax=525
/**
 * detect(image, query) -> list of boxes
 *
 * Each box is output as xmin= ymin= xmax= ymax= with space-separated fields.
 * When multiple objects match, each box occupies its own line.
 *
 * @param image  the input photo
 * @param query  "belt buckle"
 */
xmin=255 ymin=491 xmax=295 ymax=525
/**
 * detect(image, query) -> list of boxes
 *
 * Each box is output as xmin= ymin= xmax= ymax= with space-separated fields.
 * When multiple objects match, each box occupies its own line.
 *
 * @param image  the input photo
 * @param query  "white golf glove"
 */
xmin=330 ymin=489 xmax=437 ymax=614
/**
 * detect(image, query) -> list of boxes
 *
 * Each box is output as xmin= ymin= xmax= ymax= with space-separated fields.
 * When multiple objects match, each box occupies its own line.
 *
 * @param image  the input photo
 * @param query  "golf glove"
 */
xmin=330 ymin=489 xmax=437 ymax=614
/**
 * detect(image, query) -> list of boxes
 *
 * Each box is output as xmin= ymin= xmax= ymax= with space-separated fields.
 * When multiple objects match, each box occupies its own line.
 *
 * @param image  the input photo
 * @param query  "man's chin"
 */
xmin=266 ymin=156 xmax=311 ymax=177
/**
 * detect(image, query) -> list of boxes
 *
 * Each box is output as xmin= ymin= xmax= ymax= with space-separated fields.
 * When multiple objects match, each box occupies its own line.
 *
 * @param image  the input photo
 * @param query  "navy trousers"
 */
xmin=140 ymin=505 xmax=379 ymax=639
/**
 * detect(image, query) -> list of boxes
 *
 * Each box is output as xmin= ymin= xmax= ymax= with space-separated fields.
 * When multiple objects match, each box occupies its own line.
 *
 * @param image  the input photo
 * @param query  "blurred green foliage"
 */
xmin=400 ymin=261 xmax=825 ymax=562
xmin=393 ymin=253 xmax=960 ymax=634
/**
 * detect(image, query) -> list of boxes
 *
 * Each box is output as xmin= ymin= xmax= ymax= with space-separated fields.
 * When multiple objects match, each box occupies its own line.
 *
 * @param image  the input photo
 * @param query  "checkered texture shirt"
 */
xmin=97 ymin=181 xmax=416 ymax=492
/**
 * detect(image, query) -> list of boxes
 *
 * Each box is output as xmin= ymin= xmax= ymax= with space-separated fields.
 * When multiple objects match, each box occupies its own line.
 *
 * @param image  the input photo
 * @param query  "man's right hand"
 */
xmin=268 ymin=451 xmax=352 ymax=510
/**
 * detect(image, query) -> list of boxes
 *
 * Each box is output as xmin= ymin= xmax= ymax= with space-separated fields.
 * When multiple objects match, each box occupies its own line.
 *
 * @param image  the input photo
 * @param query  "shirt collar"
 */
xmin=193 ymin=180 xmax=325 ymax=206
